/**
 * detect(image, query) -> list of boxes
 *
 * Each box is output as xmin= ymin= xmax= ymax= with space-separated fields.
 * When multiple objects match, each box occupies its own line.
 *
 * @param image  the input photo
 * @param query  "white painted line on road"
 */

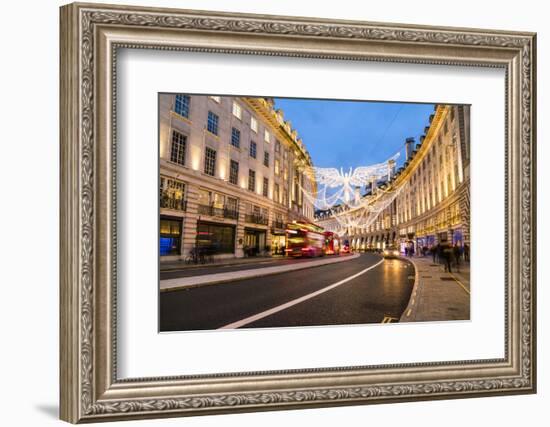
xmin=218 ymin=258 xmax=385 ymax=329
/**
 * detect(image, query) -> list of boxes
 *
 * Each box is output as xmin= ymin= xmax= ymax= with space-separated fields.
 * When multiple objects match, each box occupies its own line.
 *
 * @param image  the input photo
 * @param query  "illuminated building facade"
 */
xmin=316 ymin=104 xmax=470 ymax=253
xmin=159 ymin=94 xmax=316 ymax=260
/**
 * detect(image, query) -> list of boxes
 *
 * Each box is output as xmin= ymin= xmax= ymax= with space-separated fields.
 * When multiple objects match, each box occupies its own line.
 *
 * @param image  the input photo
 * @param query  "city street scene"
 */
xmin=158 ymin=94 xmax=470 ymax=332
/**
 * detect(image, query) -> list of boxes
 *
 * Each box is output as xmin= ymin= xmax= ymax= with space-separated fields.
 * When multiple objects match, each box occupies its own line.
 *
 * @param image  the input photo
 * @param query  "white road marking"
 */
xmin=219 ymin=258 xmax=385 ymax=329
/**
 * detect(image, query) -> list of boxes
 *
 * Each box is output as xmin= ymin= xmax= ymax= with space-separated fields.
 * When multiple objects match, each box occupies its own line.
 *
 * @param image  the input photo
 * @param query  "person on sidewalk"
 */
xmin=464 ymin=242 xmax=470 ymax=262
xmin=442 ymin=242 xmax=452 ymax=273
xmin=436 ymin=243 xmax=444 ymax=266
xmin=432 ymin=243 xmax=439 ymax=264
xmin=453 ymin=243 xmax=461 ymax=272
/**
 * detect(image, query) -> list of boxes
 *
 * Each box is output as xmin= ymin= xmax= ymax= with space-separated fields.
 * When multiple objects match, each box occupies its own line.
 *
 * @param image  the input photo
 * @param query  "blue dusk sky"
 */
xmin=273 ymin=98 xmax=435 ymax=170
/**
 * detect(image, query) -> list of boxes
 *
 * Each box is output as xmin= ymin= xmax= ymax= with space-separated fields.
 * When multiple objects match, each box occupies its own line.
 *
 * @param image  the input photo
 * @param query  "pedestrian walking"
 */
xmin=443 ymin=243 xmax=452 ymax=273
xmin=432 ymin=244 xmax=439 ymax=263
xmin=453 ymin=243 xmax=461 ymax=272
xmin=464 ymin=243 xmax=470 ymax=262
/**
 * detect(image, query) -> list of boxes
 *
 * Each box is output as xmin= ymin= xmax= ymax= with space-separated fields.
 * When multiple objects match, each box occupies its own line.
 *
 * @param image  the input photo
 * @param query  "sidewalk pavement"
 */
xmin=160 ymin=253 xmax=360 ymax=292
xmin=160 ymin=255 xmax=285 ymax=271
xmin=400 ymin=255 xmax=470 ymax=322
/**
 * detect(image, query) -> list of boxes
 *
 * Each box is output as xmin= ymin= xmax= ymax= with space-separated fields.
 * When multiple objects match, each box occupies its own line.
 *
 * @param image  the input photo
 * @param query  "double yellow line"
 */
xmin=449 ymin=273 xmax=470 ymax=295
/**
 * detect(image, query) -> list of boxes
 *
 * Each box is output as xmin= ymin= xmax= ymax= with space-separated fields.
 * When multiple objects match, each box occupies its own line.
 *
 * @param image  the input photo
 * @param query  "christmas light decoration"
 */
xmin=304 ymin=152 xmax=404 ymax=237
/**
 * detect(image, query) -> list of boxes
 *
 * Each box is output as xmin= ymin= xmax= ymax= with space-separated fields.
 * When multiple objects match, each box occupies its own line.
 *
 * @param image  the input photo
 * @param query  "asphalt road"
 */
xmin=159 ymin=253 xmax=415 ymax=332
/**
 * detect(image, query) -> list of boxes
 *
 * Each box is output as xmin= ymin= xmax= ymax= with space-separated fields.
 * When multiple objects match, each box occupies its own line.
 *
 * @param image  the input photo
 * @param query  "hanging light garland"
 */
xmin=303 ymin=152 xmax=403 ymax=236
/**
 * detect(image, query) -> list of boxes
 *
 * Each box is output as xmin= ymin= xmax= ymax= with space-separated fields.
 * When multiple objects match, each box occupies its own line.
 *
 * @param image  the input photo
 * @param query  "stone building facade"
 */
xmin=316 ymin=104 xmax=470 ymax=253
xmin=159 ymin=94 xmax=316 ymax=260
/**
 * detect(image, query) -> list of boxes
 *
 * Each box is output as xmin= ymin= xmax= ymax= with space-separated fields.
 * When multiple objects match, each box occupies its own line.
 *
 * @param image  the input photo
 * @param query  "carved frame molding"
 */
xmin=60 ymin=2 xmax=536 ymax=423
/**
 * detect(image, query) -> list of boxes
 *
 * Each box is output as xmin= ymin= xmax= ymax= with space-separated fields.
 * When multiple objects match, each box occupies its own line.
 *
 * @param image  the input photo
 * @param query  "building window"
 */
xmin=159 ymin=217 xmax=182 ymax=255
xmin=204 ymin=147 xmax=216 ymax=176
xmin=274 ymin=183 xmax=280 ymax=203
xmin=160 ymin=177 xmax=186 ymax=211
xmin=232 ymin=102 xmax=242 ymax=120
xmin=248 ymin=169 xmax=256 ymax=192
xmin=263 ymin=177 xmax=269 ymax=197
xmin=263 ymin=151 xmax=270 ymax=167
xmin=249 ymin=141 xmax=257 ymax=158
xmin=226 ymin=197 xmax=238 ymax=212
xmin=212 ymin=192 xmax=225 ymax=209
xmin=210 ymin=96 xmax=221 ymax=103
xmin=275 ymin=140 xmax=281 ymax=153
xmin=264 ymin=129 xmax=270 ymax=143
xmin=197 ymin=222 xmax=235 ymax=254
xmin=250 ymin=116 xmax=258 ymax=133
xmin=198 ymin=188 xmax=211 ymax=206
xmin=229 ymin=160 xmax=239 ymax=185
xmin=274 ymin=159 xmax=280 ymax=175
xmin=174 ymin=94 xmax=190 ymax=118
xmin=170 ymin=130 xmax=186 ymax=166
xmin=207 ymin=111 xmax=219 ymax=135
xmin=231 ymin=127 xmax=241 ymax=148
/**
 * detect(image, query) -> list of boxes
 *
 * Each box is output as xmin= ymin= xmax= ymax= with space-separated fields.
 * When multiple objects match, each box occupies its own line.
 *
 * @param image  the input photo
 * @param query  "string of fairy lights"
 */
xmin=301 ymin=152 xmax=404 ymax=236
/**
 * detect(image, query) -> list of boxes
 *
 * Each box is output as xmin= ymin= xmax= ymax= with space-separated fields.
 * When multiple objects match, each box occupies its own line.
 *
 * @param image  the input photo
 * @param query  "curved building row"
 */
xmin=316 ymin=104 xmax=470 ymax=254
xmin=159 ymin=94 xmax=317 ymax=260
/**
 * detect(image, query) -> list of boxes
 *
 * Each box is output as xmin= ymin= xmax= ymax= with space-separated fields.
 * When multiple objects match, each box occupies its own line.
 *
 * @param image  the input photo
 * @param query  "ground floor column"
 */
xmin=181 ymin=183 xmax=200 ymax=258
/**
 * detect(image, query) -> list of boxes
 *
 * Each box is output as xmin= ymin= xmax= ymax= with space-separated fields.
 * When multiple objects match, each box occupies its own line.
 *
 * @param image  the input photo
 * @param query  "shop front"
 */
xmin=437 ymin=231 xmax=449 ymax=243
xmin=451 ymin=228 xmax=463 ymax=246
xmin=160 ymin=216 xmax=183 ymax=256
xmin=270 ymin=228 xmax=286 ymax=256
xmin=196 ymin=221 xmax=236 ymax=255
xmin=244 ymin=228 xmax=267 ymax=256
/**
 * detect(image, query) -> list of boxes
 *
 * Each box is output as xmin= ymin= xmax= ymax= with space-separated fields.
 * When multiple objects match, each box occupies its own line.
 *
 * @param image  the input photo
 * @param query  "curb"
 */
xmin=160 ymin=253 xmax=362 ymax=292
xmin=160 ymin=257 xmax=280 ymax=272
xmin=399 ymin=256 xmax=421 ymax=322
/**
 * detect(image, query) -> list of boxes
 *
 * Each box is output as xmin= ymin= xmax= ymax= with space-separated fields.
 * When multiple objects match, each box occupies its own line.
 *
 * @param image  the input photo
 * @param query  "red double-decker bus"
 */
xmin=285 ymin=221 xmax=325 ymax=257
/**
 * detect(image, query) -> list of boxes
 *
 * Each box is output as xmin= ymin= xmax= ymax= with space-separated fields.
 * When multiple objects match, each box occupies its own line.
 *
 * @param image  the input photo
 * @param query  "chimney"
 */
xmin=405 ymin=137 xmax=415 ymax=161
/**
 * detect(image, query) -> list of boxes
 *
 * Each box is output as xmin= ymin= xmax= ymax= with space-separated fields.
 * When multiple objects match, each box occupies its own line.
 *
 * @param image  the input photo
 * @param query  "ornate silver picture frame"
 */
xmin=60 ymin=2 xmax=536 ymax=423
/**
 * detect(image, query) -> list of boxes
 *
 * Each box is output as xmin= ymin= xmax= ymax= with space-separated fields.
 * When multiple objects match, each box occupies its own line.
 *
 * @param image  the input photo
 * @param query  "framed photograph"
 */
xmin=60 ymin=2 xmax=536 ymax=423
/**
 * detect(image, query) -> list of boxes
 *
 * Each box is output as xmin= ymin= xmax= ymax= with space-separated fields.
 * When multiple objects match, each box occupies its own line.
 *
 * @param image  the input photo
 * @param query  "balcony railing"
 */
xmin=245 ymin=214 xmax=269 ymax=225
xmin=198 ymin=204 xmax=239 ymax=219
xmin=160 ymin=193 xmax=187 ymax=211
